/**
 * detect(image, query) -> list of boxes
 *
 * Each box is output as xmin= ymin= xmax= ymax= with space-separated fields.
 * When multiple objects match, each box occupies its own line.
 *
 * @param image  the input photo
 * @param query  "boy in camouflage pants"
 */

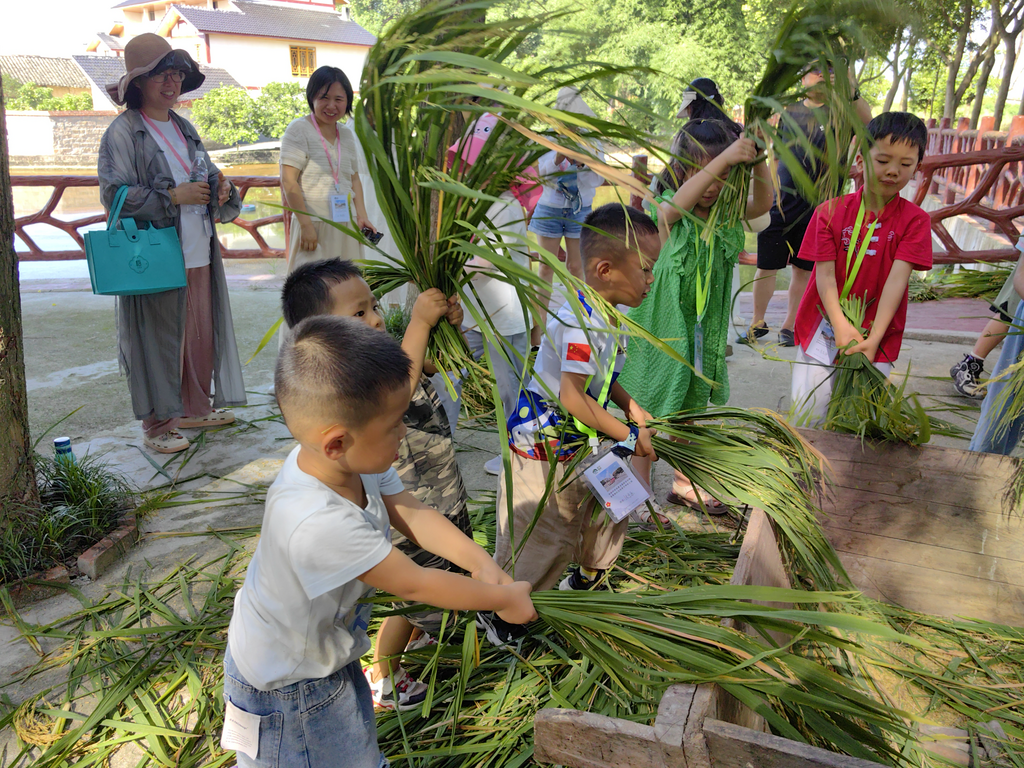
xmin=280 ymin=259 xmax=470 ymax=711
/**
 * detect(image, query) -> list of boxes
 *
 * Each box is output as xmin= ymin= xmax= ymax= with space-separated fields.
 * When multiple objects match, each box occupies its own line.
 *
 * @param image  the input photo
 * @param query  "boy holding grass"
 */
xmin=223 ymin=316 xmax=535 ymax=768
xmin=477 ymin=203 xmax=661 ymax=647
xmin=277 ymin=259 xmax=471 ymax=712
xmin=790 ymin=111 xmax=933 ymax=422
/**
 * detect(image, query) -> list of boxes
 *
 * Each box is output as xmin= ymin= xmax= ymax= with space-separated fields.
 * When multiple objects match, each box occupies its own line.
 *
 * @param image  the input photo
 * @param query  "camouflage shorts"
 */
xmin=391 ymin=377 xmax=472 ymax=635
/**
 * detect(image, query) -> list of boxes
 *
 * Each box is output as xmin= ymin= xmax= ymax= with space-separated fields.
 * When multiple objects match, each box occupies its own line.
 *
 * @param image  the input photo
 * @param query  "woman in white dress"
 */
xmin=280 ymin=66 xmax=376 ymax=273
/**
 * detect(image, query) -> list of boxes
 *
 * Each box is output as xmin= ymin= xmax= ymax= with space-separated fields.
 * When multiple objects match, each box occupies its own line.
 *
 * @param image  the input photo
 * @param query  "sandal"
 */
xmin=629 ymin=501 xmax=671 ymax=530
xmin=144 ymin=429 xmax=190 ymax=454
xmin=179 ymin=409 xmax=235 ymax=429
xmin=666 ymin=487 xmax=730 ymax=516
xmin=737 ymin=321 xmax=769 ymax=345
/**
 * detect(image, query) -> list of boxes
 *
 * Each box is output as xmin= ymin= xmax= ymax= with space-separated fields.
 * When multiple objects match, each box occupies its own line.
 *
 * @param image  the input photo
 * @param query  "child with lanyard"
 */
xmin=789 ymin=112 xmax=932 ymax=422
xmin=476 ymin=204 xmax=661 ymax=648
xmin=618 ymin=119 xmax=772 ymax=515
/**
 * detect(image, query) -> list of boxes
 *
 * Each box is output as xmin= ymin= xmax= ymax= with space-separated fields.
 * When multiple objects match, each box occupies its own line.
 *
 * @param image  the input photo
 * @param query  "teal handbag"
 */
xmin=85 ymin=185 xmax=187 ymax=296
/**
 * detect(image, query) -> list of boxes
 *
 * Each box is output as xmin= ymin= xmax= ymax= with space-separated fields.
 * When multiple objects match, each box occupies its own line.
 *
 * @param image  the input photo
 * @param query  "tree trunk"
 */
xmin=943 ymin=0 xmax=971 ymax=118
xmin=992 ymin=44 xmax=1016 ymax=130
xmin=0 ymin=73 xmax=40 ymax=511
xmin=902 ymin=66 xmax=914 ymax=112
xmin=1019 ymin=80 xmax=1024 ymax=114
xmin=882 ymin=30 xmax=906 ymax=113
xmin=971 ymin=52 xmax=995 ymax=129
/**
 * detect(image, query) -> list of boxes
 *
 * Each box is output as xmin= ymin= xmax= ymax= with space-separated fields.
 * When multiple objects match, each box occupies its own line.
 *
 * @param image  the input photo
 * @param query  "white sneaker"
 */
xmin=143 ymin=430 xmax=189 ymax=454
xmin=178 ymin=409 xmax=235 ymax=428
xmin=484 ymin=456 xmax=503 ymax=476
xmin=365 ymin=666 xmax=428 ymax=711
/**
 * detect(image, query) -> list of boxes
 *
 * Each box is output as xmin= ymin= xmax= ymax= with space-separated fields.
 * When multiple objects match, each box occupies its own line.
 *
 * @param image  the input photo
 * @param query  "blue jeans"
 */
xmin=223 ymin=647 xmax=388 ymax=768
xmin=970 ymin=301 xmax=1024 ymax=455
xmin=528 ymin=203 xmax=590 ymax=239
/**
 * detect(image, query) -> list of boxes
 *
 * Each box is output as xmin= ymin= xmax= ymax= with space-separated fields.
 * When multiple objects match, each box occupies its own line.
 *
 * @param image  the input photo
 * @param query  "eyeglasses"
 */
xmin=149 ymin=70 xmax=186 ymax=83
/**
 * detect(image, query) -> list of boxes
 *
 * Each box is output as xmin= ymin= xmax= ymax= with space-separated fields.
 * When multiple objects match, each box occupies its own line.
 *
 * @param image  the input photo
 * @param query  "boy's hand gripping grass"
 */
xmin=495 ymin=581 xmax=537 ymax=625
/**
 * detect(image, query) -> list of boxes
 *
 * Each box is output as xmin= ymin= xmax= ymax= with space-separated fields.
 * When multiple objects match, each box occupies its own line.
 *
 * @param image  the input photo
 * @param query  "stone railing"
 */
xmin=12 ymin=175 xmax=285 ymax=260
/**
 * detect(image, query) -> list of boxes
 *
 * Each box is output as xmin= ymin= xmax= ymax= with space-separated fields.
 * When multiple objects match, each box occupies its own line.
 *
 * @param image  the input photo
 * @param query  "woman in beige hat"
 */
xmin=98 ymin=33 xmax=246 ymax=454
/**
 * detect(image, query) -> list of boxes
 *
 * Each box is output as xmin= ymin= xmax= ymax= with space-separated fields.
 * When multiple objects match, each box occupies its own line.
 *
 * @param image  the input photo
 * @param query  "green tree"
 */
xmin=346 ymin=0 xmax=417 ymax=36
xmin=254 ymin=81 xmax=307 ymax=140
xmin=190 ymin=86 xmax=258 ymax=147
xmin=7 ymin=82 xmax=92 ymax=111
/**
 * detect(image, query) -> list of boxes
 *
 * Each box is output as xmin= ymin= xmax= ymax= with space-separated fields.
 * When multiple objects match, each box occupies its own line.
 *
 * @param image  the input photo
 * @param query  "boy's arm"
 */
xmin=561 ymin=371 xmax=657 ymax=458
xmin=384 ymin=490 xmax=510 ymax=585
xmin=847 ymin=261 xmax=913 ymax=361
xmin=816 ymin=261 xmax=864 ymax=350
xmin=359 ymin=548 xmax=536 ymax=624
xmin=402 ymin=290 xmax=462 ymax=394
xmin=609 ymin=381 xmax=651 ymax=427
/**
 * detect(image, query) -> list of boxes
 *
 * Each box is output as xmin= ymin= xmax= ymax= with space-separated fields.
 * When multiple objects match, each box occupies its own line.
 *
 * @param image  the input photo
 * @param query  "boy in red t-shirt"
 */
xmin=790 ymin=112 xmax=932 ymax=423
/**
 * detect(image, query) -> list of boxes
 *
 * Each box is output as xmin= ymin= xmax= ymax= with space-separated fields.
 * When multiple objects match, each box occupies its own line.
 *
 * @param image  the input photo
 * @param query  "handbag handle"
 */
xmin=106 ymin=185 xmax=130 ymax=230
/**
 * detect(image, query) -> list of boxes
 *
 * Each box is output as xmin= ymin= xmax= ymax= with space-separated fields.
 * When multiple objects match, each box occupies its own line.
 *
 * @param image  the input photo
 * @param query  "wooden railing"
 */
xmin=12 ymin=176 xmax=285 ymax=260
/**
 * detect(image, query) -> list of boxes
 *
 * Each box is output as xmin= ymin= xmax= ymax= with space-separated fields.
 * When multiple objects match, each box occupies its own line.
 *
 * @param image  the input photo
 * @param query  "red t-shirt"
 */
xmin=793 ymin=189 xmax=932 ymax=364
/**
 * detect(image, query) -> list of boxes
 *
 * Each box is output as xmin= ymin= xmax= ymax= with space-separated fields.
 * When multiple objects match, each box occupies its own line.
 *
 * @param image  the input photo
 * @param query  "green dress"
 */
xmin=618 ymin=213 xmax=744 ymax=417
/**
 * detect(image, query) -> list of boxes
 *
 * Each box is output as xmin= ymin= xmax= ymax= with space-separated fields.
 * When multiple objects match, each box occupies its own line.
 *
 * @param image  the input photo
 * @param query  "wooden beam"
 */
xmin=533 ymin=708 xmax=683 ymax=768
xmin=702 ymin=718 xmax=888 ymax=768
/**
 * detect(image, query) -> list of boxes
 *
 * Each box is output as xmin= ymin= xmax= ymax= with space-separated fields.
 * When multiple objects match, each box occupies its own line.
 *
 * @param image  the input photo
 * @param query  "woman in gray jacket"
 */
xmin=98 ymin=34 xmax=246 ymax=454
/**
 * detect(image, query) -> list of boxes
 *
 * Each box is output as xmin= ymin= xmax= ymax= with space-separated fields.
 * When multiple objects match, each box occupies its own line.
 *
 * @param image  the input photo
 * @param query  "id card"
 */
xmin=201 ymin=211 xmax=213 ymax=237
xmin=694 ymin=322 xmax=704 ymax=376
xmin=582 ymin=450 xmax=653 ymax=523
xmin=221 ymin=699 xmax=261 ymax=761
xmin=329 ymin=193 xmax=350 ymax=223
xmin=806 ymin=318 xmax=837 ymax=365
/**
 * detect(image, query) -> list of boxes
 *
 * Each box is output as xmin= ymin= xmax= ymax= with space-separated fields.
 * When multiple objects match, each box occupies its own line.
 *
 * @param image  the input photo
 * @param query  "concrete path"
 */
xmin=0 ymin=258 xmax=986 ymax=732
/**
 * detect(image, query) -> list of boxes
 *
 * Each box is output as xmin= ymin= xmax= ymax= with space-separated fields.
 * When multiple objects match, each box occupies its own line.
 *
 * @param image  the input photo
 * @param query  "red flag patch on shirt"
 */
xmin=566 ymin=342 xmax=591 ymax=363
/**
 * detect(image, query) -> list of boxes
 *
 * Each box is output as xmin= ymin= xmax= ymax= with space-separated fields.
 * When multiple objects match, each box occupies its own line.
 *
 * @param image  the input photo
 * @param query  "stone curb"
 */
xmin=903 ymin=328 xmax=977 ymax=347
xmin=77 ymin=516 xmax=141 ymax=581
xmin=3 ymin=565 xmax=71 ymax=610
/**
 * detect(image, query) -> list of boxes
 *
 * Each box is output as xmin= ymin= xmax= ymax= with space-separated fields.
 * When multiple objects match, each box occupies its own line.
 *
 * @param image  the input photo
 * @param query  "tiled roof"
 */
xmin=0 ymin=55 xmax=91 ymax=88
xmin=172 ymin=0 xmax=376 ymax=46
xmin=71 ymin=54 xmax=245 ymax=102
xmin=96 ymin=32 xmax=127 ymax=51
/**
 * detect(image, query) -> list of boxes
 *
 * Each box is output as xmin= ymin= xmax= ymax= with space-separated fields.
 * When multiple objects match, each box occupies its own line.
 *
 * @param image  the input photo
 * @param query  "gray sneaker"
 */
xmin=950 ymin=353 xmax=985 ymax=398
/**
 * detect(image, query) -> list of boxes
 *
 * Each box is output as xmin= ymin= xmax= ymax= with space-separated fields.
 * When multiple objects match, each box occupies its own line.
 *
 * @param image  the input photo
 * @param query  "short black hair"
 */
xmin=276 ymin=315 xmax=411 ymax=430
xmin=657 ymin=119 xmax=736 ymax=195
xmin=282 ymin=258 xmax=364 ymax=328
xmin=306 ymin=66 xmax=354 ymax=115
xmin=867 ymin=111 xmax=928 ymax=163
xmin=685 ymin=79 xmax=742 ymax=138
xmin=580 ymin=203 xmax=660 ymax=270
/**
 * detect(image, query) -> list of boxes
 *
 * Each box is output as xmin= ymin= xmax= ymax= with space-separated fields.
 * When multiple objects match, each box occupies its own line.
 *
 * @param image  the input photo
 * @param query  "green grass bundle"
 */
xmin=352 ymin=0 xmax=662 ymax=383
xmin=941 ymin=263 xmax=1013 ymax=301
xmin=708 ymin=0 xmax=891 ymax=234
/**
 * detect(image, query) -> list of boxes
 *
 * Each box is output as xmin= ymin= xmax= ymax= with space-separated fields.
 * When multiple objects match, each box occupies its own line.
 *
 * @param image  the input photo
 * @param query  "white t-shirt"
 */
xmin=535 ymin=149 xmax=604 ymax=210
xmin=506 ymin=294 xmax=626 ymax=460
xmin=142 ymin=117 xmax=211 ymax=269
xmin=280 ymin=116 xmax=357 ymax=219
xmin=227 ymin=446 xmax=403 ymax=691
xmin=463 ymin=191 xmax=530 ymax=337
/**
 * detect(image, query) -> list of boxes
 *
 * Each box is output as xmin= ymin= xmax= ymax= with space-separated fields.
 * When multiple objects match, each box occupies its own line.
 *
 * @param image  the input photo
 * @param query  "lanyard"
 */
xmin=569 ymin=293 xmax=619 ymax=449
xmin=309 ymin=114 xmax=342 ymax=190
xmin=141 ymin=112 xmax=192 ymax=175
xmin=840 ymin=199 xmax=877 ymax=301
xmin=693 ymin=228 xmax=717 ymax=323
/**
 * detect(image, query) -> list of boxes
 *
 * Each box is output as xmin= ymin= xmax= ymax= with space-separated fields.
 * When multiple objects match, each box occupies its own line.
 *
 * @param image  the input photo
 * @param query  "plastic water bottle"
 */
xmin=53 ymin=436 xmax=75 ymax=465
xmin=186 ymin=153 xmax=209 ymax=217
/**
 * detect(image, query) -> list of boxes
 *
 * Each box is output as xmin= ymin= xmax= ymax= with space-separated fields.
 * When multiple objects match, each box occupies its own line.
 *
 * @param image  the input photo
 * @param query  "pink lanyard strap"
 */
xmin=308 ymin=114 xmax=341 ymax=188
xmin=141 ymin=112 xmax=192 ymax=175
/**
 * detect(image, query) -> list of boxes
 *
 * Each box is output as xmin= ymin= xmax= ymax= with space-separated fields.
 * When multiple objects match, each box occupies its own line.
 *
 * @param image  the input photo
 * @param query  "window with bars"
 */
xmin=290 ymin=46 xmax=316 ymax=77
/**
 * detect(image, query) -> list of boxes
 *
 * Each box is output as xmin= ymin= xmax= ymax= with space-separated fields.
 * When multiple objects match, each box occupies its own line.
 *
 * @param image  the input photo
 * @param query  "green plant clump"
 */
xmin=0 ymin=454 xmax=135 ymax=584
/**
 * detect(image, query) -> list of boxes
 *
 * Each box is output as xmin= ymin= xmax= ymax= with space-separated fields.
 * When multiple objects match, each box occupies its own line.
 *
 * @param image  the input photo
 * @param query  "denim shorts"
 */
xmin=528 ymin=203 xmax=591 ymax=239
xmin=223 ymin=646 xmax=388 ymax=768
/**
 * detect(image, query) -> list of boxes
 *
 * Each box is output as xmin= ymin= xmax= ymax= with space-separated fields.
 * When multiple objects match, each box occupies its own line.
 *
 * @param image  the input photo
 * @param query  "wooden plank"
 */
xmin=836 ymin=550 xmax=1024 ymax=626
xmin=821 ymin=459 xmax=1009 ymax=517
xmin=533 ymin=708 xmax=683 ymax=768
xmin=702 ymin=718 xmax=888 ymax=768
xmin=826 ymin=528 xmax=1024 ymax=587
xmin=653 ymin=684 xmax=717 ymax=768
xmin=818 ymin=490 xmax=1024 ymax=564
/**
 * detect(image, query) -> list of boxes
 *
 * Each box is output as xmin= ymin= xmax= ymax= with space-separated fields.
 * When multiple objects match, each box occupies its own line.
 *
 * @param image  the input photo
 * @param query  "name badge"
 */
xmin=582 ymin=449 xmax=654 ymax=523
xmin=329 ymin=194 xmax=350 ymax=223
xmin=221 ymin=699 xmax=261 ymax=761
xmin=693 ymin=322 xmax=704 ymax=376
xmin=201 ymin=211 xmax=213 ymax=238
xmin=806 ymin=318 xmax=837 ymax=365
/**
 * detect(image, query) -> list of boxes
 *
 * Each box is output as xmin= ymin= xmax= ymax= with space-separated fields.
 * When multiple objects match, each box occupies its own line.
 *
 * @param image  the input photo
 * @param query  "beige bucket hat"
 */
xmin=106 ymin=33 xmax=205 ymax=105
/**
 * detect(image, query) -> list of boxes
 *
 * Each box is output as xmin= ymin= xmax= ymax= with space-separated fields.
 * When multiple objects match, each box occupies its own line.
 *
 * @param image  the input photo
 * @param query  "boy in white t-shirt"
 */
xmin=476 ymin=204 xmax=660 ymax=647
xmin=223 ymin=317 xmax=535 ymax=768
